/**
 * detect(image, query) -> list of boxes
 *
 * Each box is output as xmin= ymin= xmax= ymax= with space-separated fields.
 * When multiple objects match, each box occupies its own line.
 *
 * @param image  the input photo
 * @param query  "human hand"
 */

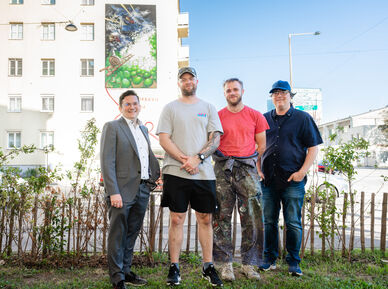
xmin=180 ymin=155 xmax=201 ymax=174
xmin=287 ymin=171 xmax=305 ymax=182
xmin=110 ymin=194 xmax=123 ymax=208
xmin=257 ymin=169 xmax=265 ymax=181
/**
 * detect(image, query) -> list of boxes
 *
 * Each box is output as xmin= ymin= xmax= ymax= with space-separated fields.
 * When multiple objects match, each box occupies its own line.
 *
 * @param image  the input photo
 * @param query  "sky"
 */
xmin=179 ymin=0 xmax=388 ymax=123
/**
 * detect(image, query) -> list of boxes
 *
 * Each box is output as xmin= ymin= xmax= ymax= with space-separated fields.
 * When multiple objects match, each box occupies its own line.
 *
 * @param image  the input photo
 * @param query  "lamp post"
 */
xmin=288 ymin=31 xmax=320 ymax=90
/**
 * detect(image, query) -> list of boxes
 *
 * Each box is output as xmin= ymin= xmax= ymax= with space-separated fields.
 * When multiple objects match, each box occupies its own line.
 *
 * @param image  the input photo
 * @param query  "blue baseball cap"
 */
xmin=269 ymin=80 xmax=291 ymax=93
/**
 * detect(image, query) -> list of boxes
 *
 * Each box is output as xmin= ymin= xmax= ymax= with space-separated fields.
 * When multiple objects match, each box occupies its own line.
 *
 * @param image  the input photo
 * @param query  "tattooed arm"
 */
xmin=180 ymin=131 xmax=221 ymax=173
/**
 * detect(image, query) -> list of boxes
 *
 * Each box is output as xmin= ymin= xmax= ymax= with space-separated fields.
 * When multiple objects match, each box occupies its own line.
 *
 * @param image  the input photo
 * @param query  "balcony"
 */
xmin=177 ymin=12 xmax=189 ymax=38
xmin=178 ymin=45 xmax=189 ymax=68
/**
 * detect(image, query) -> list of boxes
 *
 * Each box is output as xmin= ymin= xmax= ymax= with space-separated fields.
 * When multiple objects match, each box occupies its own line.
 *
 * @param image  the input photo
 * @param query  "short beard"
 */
xmin=227 ymin=96 xmax=242 ymax=106
xmin=181 ymin=86 xmax=197 ymax=96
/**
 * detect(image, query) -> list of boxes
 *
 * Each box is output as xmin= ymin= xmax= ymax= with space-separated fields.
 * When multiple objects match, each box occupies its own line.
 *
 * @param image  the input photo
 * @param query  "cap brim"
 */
xmin=178 ymin=72 xmax=196 ymax=78
xmin=269 ymin=88 xmax=287 ymax=93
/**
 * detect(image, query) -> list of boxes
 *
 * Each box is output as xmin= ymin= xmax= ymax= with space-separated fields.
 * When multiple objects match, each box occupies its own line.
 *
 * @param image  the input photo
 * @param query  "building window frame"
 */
xmin=41 ymin=0 xmax=55 ymax=4
xmin=8 ymin=94 xmax=22 ymax=113
xmin=41 ymin=94 xmax=54 ymax=112
xmin=9 ymin=23 xmax=23 ymax=39
xmin=41 ymin=59 xmax=55 ymax=76
xmin=7 ymin=131 xmax=21 ymax=149
xmin=80 ymin=59 xmax=94 ymax=76
xmin=40 ymin=131 xmax=54 ymax=149
xmin=10 ymin=0 xmax=23 ymax=4
xmin=80 ymin=95 xmax=94 ymax=112
xmin=41 ymin=23 xmax=55 ymax=40
xmin=8 ymin=58 xmax=22 ymax=76
xmin=80 ymin=23 xmax=94 ymax=41
xmin=81 ymin=0 xmax=94 ymax=5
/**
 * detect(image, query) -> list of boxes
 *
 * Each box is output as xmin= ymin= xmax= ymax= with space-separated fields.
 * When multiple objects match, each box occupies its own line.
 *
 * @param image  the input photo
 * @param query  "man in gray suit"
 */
xmin=100 ymin=90 xmax=160 ymax=289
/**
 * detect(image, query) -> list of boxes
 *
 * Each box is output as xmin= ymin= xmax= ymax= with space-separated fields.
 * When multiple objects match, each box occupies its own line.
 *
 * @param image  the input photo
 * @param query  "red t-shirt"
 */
xmin=218 ymin=106 xmax=269 ymax=157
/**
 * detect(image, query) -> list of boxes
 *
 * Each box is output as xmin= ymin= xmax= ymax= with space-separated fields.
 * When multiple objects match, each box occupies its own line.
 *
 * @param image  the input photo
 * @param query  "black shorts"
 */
xmin=161 ymin=174 xmax=218 ymax=213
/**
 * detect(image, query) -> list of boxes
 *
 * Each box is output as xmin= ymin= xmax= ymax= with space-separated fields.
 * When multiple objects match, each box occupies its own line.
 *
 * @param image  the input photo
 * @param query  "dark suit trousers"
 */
xmin=107 ymin=183 xmax=150 ymax=285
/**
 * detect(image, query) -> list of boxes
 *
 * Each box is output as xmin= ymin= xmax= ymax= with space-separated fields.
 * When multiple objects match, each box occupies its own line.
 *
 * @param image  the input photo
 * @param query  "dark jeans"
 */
xmin=107 ymin=184 xmax=150 ymax=285
xmin=261 ymin=180 xmax=305 ymax=266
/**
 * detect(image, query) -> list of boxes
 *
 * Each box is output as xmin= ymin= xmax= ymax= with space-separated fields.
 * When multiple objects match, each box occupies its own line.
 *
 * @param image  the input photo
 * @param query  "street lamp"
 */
xmin=288 ymin=31 xmax=320 ymax=90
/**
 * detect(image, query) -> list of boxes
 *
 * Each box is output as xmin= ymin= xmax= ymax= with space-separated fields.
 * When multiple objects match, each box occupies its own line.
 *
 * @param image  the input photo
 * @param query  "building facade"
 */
xmin=319 ymin=106 xmax=388 ymax=167
xmin=1 ymin=0 xmax=189 ymax=172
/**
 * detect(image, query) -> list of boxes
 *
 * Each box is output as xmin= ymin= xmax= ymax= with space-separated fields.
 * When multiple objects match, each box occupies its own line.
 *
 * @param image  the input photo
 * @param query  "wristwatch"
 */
xmin=197 ymin=153 xmax=205 ymax=163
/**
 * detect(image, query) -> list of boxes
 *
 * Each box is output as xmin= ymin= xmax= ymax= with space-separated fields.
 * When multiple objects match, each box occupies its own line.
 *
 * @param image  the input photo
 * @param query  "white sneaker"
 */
xmin=241 ymin=264 xmax=261 ymax=280
xmin=220 ymin=262 xmax=235 ymax=281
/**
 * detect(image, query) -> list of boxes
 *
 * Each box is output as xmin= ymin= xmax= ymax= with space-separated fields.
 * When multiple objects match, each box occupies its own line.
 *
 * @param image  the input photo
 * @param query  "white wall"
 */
xmin=1 ymin=0 xmax=185 ymax=170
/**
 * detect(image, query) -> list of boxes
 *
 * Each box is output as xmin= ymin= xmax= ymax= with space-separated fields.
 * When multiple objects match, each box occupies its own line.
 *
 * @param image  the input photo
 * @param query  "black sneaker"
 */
xmin=124 ymin=271 xmax=147 ymax=286
xmin=202 ymin=264 xmax=223 ymax=287
xmin=167 ymin=264 xmax=181 ymax=286
xmin=113 ymin=280 xmax=127 ymax=289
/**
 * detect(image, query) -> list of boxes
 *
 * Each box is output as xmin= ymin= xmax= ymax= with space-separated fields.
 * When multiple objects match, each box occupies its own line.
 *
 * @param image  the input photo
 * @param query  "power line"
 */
xmin=189 ymin=48 xmax=388 ymax=63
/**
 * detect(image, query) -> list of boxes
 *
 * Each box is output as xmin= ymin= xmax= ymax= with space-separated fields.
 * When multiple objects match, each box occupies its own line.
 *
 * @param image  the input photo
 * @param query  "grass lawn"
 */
xmin=0 ymin=250 xmax=387 ymax=288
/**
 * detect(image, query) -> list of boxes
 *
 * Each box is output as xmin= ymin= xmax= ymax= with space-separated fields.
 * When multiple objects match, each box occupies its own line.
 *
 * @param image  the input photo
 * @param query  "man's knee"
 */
xmin=170 ymin=212 xmax=186 ymax=227
xmin=196 ymin=212 xmax=212 ymax=226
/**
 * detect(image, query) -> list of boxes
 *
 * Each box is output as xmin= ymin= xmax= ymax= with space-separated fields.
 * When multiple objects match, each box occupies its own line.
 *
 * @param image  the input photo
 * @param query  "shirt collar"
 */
xmin=271 ymin=104 xmax=294 ymax=118
xmin=122 ymin=116 xmax=142 ymax=127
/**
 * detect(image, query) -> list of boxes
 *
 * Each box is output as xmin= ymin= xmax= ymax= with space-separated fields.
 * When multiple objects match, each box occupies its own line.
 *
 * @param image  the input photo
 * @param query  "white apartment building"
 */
xmin=1 ymin=0 xmax=189 ymax=172
xmin=319 ymin=106 xmax=388 ymax=167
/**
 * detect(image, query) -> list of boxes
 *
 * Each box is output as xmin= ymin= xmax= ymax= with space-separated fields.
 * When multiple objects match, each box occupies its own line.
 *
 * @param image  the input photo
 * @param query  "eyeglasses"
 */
xmin=271 ymin=90 xmax=289 ymax=97
xmin=123 ymin=102 xmax=139 ymax=107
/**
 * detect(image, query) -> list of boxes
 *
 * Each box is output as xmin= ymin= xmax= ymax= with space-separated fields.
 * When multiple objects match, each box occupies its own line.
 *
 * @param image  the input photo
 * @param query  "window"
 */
xmin=40 ymin=132 xmax=54 ymax=149
xmin=41 ymin=23 xmax=55 ymax=40
xmin=8 ymin=95 xmax=21 ymax=112
xmin=80 ymin=59 xmax=94 ymax=76
xmin=7 ymin=132 xmax=21 ymax=149
xmin=41 ymin=95 xmax=54 ymax=112
xmin=81 ymin=95 xmax=94 ymax=112
xmin=41 ymin=0 xmax=55 ymax=4
xmin=81 ymin=0 xmax=94 ymax=5
xmin=80 ymin=24 xmax=94 ymax=40
xmin=8 ymin=58 xmax=22 ymax=76
xmin=42 ymin=59 xmax=55 ymax=76
xmin=9 ymin=23 xmax=23 ymax=39
xmin=10 ymin=0 xmax=23 ymax=4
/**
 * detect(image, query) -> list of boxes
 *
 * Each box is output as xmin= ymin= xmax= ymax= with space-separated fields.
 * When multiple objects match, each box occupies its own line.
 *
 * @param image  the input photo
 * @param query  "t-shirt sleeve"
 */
xmin=156 ymin=104 xmax=172 ymax=135
xmin=302 ymin=114 xmax=323 ymax=148
xmin=254 ymin=111 xmax=270 ymax=134
xmin=207 ymin=104 xmax=224 ymax=134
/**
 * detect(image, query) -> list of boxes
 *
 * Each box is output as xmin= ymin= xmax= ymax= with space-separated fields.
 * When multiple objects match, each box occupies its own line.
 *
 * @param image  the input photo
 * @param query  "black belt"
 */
xmin=140 ymin=179 xmax=149 ymax=184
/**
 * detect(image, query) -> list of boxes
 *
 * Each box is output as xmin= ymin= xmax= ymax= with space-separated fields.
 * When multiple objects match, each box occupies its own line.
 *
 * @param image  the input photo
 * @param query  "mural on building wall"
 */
xmin=102 ymin=4 xmax=157 ymax=88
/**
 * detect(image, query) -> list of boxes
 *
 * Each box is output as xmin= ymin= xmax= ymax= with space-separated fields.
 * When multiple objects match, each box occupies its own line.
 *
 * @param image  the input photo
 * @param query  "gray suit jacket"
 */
xmin=100 ymin=117 xmax=160 ymax=203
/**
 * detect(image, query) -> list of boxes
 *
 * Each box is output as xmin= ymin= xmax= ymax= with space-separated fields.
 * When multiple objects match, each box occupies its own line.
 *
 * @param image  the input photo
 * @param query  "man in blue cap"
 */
xmin=258 ymin=80 xmax=323 ymax=276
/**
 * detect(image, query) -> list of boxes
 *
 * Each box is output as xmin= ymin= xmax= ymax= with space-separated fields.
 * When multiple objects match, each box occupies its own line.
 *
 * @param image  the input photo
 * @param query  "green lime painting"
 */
xmin=102 ymin=4 xmax=157 ymax=88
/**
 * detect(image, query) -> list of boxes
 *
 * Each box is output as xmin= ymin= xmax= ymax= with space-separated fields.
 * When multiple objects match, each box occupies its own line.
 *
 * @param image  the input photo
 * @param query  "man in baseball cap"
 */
xmin=178 ymin=66 xmax=197 ymax=79
xmin=258 ymin=79 xmax=322 ymax=277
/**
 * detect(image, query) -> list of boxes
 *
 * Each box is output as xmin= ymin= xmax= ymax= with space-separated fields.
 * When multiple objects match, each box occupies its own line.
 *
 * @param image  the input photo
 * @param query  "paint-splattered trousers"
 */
xmin=212 ymin=155 xmax=264 ymax=265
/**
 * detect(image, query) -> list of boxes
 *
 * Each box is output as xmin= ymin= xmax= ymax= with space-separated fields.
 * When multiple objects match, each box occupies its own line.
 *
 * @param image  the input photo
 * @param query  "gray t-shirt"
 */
xmin=156 ymin=99 xmax=223 ymax=180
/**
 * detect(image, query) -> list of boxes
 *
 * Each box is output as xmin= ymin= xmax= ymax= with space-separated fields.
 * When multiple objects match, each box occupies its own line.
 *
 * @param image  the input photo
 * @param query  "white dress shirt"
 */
xmin=123 ymin=117 xmax=149 ymax=180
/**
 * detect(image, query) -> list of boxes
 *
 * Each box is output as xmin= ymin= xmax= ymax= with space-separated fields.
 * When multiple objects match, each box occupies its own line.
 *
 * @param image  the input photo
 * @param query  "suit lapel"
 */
xmin=118 ymin=117 xmax=140 ymax=159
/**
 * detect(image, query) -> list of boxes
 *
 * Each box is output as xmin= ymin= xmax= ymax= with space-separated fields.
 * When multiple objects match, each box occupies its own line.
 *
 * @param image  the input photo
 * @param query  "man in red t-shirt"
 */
xmin=212 ymin=78 xmax=269 ymax=281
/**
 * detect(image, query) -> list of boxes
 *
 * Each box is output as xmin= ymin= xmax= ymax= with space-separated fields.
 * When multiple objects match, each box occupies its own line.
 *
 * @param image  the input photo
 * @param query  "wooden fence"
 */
xmin=0 ymin=186 xmax=387 ymax=258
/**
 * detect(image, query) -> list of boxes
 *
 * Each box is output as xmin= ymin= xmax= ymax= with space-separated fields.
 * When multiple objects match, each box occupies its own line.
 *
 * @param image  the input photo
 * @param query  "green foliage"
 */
xmin=67 ymin=118 xmax=100 ymax=195
xmin=322 ymin=135 xmax=369 ymax=183
xmin=0 ymin=144 xmax=36 ymax=166
xmin=317 ymin=131 xmax=370 ymax=256
xmin=180 ymin=252 xmax=202 ymax=266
